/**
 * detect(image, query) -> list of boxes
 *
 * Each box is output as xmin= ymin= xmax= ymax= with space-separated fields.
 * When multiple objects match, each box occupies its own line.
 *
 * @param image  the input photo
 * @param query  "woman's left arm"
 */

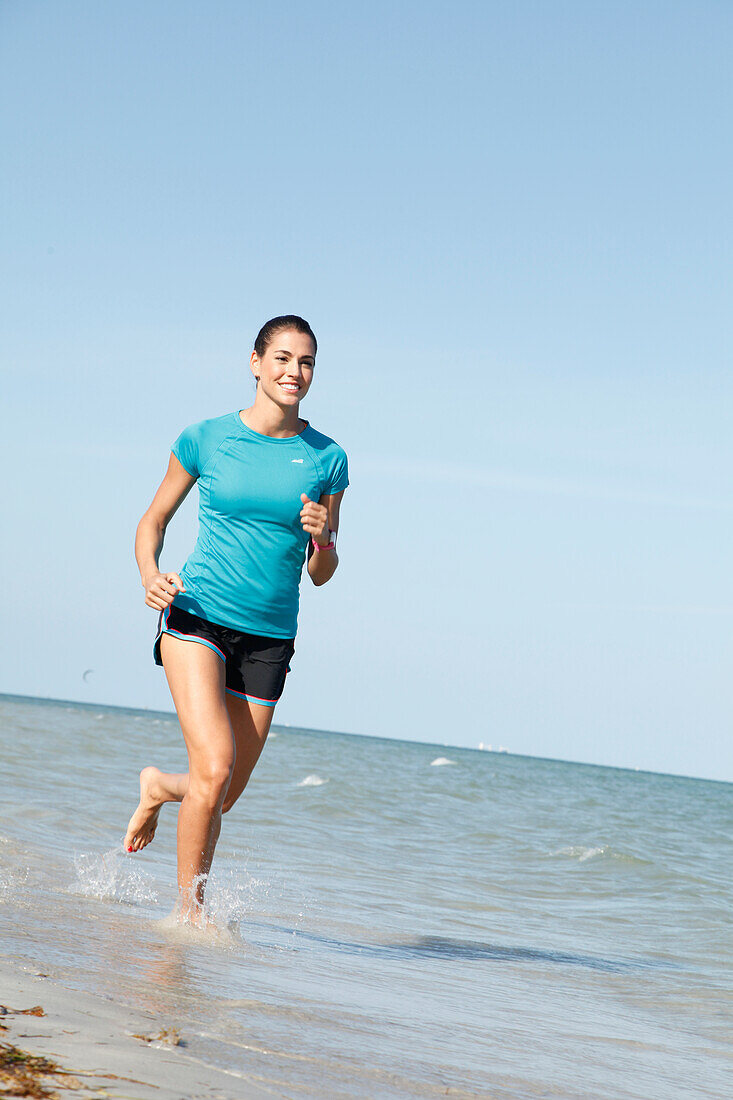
xmin=300 ymin=489 xmax=346 ymax=587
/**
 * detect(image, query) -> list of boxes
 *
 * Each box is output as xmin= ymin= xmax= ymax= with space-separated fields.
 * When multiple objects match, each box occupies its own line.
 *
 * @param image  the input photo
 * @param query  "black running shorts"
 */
xmin=153 ymin=603 xmax=295 ymax=708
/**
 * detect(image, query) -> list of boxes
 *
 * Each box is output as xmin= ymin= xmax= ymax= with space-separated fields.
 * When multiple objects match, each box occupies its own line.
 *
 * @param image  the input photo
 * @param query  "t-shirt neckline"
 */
xmin=235 ymin=410 xmax=310 ymax=444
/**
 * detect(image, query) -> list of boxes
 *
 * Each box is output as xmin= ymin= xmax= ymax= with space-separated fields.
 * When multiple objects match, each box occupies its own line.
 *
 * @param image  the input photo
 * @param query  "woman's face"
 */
xmin=251 ymin=328 xmax=316 ymax=409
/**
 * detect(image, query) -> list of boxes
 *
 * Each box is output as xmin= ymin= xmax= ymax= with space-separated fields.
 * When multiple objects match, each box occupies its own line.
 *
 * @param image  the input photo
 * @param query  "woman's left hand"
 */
xmin=300 ymin=493 xmax=330 ymax=545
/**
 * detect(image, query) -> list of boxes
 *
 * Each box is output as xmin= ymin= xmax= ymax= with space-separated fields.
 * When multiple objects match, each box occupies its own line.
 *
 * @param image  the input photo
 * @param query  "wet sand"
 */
xmin=0 ymin=958 xmax=275 ymax=1099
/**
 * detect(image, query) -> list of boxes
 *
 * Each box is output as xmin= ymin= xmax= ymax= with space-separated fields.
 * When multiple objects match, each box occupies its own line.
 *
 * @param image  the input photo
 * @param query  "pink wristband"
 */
xmin=312 ymin=535 xmax=335 ymax=552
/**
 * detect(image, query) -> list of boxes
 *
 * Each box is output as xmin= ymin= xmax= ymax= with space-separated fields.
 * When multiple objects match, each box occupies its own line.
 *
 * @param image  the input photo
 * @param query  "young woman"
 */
xmin=123 ymin=315 xmax=348 ymax=924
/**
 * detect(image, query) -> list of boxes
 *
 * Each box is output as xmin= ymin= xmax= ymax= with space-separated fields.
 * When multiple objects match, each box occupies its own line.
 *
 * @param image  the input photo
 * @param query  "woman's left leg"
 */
xmin=124 ymin=696 xmax=276 ymax=852
xmin=124 ymin=767 xmax=188 ymax=852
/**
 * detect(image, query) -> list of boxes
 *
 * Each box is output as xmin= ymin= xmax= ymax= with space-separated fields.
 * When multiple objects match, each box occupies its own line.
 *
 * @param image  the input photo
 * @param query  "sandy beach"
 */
xmin=0 ymin=958 xmax=276 ymax=1100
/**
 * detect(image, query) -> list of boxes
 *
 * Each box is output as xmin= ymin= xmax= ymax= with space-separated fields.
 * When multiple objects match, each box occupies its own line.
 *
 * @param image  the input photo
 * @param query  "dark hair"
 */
xmin=254 ymin=315 xmax=317 ymax=359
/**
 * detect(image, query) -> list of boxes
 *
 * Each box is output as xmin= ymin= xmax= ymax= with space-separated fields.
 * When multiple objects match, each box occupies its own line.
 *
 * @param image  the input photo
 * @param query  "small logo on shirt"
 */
xmin=291 ymin=458 xmax=304 ymax=463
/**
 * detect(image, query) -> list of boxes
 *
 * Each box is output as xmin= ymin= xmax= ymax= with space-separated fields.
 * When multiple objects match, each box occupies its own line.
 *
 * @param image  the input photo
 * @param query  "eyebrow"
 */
xmin=274 ymin=348 xmax=314 ymax=360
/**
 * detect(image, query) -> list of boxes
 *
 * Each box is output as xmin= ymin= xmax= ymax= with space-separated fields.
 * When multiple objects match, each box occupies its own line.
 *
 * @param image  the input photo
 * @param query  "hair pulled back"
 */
xmin=254 ymin=315 xmax=317 ymax=359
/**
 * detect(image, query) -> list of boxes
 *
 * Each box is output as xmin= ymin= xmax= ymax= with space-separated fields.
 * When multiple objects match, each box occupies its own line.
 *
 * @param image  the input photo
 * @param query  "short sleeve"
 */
xmin=324 ymin=446 xmax=349 ymax=495
xmin=171 ymin=423 xmax=202 ymax=477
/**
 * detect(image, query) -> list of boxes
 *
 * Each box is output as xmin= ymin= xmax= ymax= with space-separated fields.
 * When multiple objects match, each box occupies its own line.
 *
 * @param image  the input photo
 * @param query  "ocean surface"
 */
xmin=0 ymin=693 xmax=731 ymax=1099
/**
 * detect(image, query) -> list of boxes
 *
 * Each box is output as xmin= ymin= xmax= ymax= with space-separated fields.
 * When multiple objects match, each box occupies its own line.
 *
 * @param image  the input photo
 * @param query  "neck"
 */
xmin=240 ymin=393 xmax=305 ymax=438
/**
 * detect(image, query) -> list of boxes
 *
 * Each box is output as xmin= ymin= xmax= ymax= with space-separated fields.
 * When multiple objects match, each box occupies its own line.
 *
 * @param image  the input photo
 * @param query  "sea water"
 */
xmin=0 ymin=693 xmax=731 ymax=1099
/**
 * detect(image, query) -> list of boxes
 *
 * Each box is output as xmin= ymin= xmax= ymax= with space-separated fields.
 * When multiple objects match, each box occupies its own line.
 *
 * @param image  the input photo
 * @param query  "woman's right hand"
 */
xmin=143 ymin=572 xmax=186 ymax=611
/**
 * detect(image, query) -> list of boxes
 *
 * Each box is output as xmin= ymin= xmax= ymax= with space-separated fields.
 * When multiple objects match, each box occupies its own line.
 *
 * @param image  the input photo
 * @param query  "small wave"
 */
xmin=272 ymin=928 xmax=660 ymax=973
xmin=297 ymin=775 xmax=328 ymax=787
xmin=555 ymin=845 xmax=608 ymax=862
xmin=552 ymin=845 xmax=648 ymax=865
xmin=73 ymin=846 xmax=159 ymax=905
xmin=430 ymin=757 xmax=456 ymax=766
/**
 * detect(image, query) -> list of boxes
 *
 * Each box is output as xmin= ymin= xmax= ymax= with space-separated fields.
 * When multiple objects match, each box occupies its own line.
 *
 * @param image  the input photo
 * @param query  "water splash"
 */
xmin=154 ymin=864 xmax=271 ymax=947
xmin=73 ymin=845 xmax=159 ymax=905
xmin=205 ymin=865 xmax=271 ymax=932
xmin=0 ymin=835 xmax=31 ymax=903
xmin=0 ymin=865 xmax=30 ymax=901
xmin=430 ymin=757 xmax=456 ymax=766
xmin=297 ymin=774 xmax=328 ymax=787
xmin=157 ymin=904 xmax=242 ymax=948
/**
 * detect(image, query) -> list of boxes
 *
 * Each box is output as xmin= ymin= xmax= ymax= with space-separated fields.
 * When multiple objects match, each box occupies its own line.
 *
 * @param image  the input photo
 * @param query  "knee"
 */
xmin=189 ymin=763 xmax=233 ymax=810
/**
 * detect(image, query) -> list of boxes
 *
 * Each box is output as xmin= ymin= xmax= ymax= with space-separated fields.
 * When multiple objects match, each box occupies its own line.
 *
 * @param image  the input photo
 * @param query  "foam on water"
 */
xmin=430 ymin=756 xmax=455 ymax=766
xmin=297 ymin=774 xmax=327 ymax=786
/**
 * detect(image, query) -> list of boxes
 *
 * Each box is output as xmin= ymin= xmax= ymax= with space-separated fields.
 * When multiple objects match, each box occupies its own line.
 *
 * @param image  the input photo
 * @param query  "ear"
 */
xmin=249 ymin=349 xmax=260 ymax=382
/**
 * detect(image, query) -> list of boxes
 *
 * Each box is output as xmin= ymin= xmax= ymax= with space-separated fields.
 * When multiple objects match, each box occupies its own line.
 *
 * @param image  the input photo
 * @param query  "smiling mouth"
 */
xmin=279 ymin=382 xmax=301 ymax=392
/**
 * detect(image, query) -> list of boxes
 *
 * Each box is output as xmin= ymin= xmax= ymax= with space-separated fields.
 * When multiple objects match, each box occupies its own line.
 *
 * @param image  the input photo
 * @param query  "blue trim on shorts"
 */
xmin=161 ymin=626 xmax=227 ymax=662
xmin=225 ymin=685 xmax=278 ymax=707
xmin=156 ymin=603 xmax=226 ymax=662
xmin=154 ymin=603 xmax=292 ymax=703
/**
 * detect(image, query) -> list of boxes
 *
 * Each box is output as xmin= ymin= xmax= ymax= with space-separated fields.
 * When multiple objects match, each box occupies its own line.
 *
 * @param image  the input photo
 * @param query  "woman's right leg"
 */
xmin=157 ymin=631 xmax=235 ymax=921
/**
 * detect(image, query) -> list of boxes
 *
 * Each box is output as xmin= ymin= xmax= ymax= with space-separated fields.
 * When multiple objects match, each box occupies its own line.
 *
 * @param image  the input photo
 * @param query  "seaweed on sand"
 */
xmin=0 ymin=1040 xmax=63 ymax=1099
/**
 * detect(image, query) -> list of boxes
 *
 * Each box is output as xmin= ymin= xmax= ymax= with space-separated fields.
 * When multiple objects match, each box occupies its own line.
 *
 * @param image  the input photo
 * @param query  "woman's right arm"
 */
xmin=136 ymin=453 xmax=197 ymax=611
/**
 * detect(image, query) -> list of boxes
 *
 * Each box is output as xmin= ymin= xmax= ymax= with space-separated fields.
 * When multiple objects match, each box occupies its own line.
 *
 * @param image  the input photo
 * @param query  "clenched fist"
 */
xmin=300 ymin=493 xmax=330 ymax=546
xmin=143 ymin=571 xmax=186 ymax=611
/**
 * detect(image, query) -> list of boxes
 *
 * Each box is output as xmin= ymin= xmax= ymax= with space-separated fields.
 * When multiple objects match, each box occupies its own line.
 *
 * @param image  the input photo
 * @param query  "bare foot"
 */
xmin=177 ymin=905 xmax=212 ymax=930
xmin=176 ymin=874 xmax=211 ymax=927
xmin=124 ymin=766 xmax=164 ymax=853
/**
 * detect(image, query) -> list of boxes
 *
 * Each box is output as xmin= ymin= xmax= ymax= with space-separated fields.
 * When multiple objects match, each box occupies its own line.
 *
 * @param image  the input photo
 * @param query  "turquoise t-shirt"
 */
xmin=170 ymin=411 xmax=349 ymax=638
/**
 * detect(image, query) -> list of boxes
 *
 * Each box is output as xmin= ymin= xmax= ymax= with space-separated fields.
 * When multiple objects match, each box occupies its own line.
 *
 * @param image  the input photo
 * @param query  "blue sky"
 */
xmin=2 ymin=1 xmax=732 ymax=780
